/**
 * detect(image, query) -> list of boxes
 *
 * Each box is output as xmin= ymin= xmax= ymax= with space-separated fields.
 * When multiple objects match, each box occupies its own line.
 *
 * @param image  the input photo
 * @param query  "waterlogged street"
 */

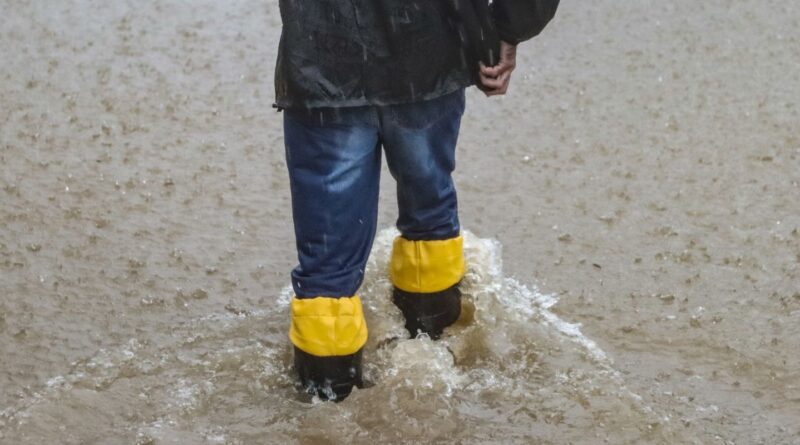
xmin=1 ymin=0 xmax=799 ymax=443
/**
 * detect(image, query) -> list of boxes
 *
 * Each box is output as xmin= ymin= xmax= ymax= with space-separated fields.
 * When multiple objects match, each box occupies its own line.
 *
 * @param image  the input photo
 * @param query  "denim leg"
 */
xmin=379 ymin=89 xmax=466 ymax=241
xmin=283 ymin=107 xmax=381 ymax=298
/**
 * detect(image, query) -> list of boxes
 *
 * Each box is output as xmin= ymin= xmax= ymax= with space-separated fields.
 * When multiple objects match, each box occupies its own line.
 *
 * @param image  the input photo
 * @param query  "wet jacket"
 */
xmin=274 ymin=0 xmax=559 ymax=109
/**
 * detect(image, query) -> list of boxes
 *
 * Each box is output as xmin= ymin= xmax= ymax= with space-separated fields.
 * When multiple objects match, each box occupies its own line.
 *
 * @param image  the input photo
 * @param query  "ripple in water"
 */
xmin=0 ymin=230 xmax=691 ymax=444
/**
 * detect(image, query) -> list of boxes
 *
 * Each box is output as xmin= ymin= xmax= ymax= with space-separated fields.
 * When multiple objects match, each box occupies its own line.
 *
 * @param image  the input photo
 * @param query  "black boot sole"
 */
xmin=294 ymin=347 xmax=363 ymax=402
xmin=392 ymin=283 xmax=462 ymax=340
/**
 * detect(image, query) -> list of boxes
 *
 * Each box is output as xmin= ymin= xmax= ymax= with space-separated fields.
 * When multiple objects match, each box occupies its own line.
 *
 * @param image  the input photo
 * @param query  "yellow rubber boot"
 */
xmin=289 ymin=295 xmax=368 ymax=401
xmin=389 ymin=234 xmax=465 ymax=339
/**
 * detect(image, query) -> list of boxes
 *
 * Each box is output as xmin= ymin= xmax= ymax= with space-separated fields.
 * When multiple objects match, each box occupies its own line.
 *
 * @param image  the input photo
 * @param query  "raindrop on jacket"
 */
xmin=274 ymin=0 xmax=559 ymax=109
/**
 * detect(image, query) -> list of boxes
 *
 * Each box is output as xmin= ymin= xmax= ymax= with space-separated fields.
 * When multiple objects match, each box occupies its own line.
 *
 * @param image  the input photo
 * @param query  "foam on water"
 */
xmin=0 ymin=229 xmax=687 ymax=444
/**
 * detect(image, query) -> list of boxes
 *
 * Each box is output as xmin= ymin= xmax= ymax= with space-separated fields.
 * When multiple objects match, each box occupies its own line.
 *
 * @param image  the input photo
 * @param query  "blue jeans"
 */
xmin=284 ymin=89 xmax=466 ymax=298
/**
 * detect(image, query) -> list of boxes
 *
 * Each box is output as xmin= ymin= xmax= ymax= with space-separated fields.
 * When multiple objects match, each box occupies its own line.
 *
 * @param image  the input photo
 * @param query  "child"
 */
xmin=274 ymin=0 xmax=559 ymax=400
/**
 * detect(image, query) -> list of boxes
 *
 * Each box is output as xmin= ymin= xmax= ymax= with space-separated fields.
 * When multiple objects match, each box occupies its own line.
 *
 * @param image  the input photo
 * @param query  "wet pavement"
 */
xmin=1 ymin=0 xmax=799 ymax=443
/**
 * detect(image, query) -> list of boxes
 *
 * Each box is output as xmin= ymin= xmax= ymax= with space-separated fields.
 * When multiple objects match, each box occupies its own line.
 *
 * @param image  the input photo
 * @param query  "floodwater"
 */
xmin=1 ymin=0 xmax=799 ymax=444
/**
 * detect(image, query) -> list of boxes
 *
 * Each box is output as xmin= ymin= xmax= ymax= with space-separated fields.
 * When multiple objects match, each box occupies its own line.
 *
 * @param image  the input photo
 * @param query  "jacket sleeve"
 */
xmin=491 ymin=0 xmax=559 ymax=45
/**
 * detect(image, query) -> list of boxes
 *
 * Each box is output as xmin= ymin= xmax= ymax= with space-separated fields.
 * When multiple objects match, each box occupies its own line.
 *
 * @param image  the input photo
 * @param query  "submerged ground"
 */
xmin=1 ymin=0 xmax=799 ymax=443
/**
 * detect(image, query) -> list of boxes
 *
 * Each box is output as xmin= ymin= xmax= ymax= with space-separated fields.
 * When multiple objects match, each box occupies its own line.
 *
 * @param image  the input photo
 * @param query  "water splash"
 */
xmin=1 ymin=229 xmax=685 ymax=444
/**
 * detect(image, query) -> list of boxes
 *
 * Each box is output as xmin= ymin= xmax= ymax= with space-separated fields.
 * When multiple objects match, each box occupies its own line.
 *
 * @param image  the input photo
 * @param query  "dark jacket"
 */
xmin=274 ymin=0 xmax=559 ymax=109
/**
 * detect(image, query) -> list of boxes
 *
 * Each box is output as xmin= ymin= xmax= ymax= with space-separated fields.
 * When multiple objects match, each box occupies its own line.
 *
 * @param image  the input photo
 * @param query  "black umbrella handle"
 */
xmin=467 ymin=0 xmax=501 ymax=67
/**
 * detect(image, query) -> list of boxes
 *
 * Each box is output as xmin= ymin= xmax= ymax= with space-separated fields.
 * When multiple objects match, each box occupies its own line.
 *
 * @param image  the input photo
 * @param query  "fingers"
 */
xmin=479 ymin=62 xmax=499 ymax=77
xmin=480 ymin=42 xmax=517 ymax=77
xmin=478 ymin=70 xmax=506 ymax=90
xmin=479 ymin=70 xmax=512 ymax=96
xmin=480 ymin=60 xmax=514 ymax=78
xmin=478 ymin=41 xmax=518 ymax=97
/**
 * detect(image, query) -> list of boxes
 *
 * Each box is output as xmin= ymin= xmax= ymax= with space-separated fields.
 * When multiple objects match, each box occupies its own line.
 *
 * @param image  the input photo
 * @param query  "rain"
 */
xmin=1 ymin=0 xmax=799 ymax=444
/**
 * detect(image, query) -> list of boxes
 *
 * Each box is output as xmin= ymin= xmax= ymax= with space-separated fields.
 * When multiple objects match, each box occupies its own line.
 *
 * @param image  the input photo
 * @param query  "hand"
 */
xmin=477 ymin=41 xmax=517 ymax=97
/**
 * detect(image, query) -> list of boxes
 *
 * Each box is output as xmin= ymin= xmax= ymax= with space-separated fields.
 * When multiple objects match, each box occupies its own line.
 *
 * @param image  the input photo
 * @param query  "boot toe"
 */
xmin=392 ymin=284 xmax=462 ymax=340
xmin=294 ymin=347 xmax=363 ymax=402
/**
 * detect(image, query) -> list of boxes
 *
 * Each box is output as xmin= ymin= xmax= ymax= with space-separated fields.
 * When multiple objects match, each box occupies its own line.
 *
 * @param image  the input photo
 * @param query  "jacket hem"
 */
xmin=274 ymin=78 xmax=475 ymax=110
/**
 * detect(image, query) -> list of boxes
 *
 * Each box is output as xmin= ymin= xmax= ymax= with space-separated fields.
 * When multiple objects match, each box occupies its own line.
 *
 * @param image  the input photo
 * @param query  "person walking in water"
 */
xmin=275 ymin=0 xmax=559 ymax=400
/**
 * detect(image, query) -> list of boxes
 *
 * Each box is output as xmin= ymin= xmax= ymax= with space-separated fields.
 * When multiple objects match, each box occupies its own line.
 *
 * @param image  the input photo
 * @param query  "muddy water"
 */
xmin=1 ymin=0 xmax=798 ymax=444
